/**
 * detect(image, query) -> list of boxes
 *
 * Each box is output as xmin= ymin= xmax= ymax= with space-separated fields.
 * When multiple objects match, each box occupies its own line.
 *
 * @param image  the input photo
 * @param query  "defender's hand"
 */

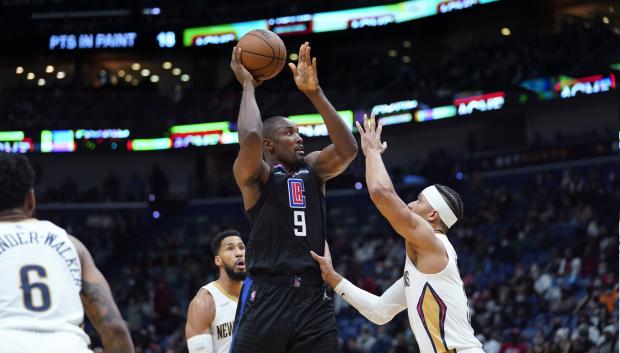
xmin=310 ymin=241 xmax=341 ymax=288
xmin=356 ymin=113 xmax=387 ymax=157
xmin=289 ymin=42 xmax=319 ymax=95
xmin=230 ymin=47 xmax=261 ymax=87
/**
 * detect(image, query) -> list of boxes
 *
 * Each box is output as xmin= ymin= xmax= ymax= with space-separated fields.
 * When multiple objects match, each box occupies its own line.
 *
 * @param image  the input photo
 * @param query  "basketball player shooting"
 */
xmin=185 ymin=230 xmax=246 ymax=353
xmin=228 ymin=42 xmax=358 ymax=353
xmin=311 ymin=114 xmax=485 ymax=353
xmin=0 ymin=153 xmax=134 ymax=353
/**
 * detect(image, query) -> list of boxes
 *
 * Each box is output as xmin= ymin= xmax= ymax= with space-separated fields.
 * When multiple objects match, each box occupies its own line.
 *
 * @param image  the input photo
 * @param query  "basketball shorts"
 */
xmin=230 ymin=275 xmax=339 ymax=353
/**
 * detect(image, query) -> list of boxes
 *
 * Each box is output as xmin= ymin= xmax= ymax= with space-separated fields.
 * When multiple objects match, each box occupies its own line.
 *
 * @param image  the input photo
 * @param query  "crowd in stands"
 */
xmin=38 ymin=162 xmax=619 ymax=353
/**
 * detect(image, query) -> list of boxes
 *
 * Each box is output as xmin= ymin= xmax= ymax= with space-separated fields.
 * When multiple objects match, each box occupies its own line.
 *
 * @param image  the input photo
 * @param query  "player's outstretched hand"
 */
xmin=289 ymin=42 xmax=319 ymax=95
xmin=355 ymin=113 xmax=387 ymax=157
xmin=310 ymin=241 xmax=339 ymax=286
xmin=230 ymin=47 xmax=261 ymax=87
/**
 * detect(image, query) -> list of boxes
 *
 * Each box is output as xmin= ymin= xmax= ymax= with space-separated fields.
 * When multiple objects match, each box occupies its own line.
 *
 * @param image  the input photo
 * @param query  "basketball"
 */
xmin=237 ymin=29 xmax=287 ymax=81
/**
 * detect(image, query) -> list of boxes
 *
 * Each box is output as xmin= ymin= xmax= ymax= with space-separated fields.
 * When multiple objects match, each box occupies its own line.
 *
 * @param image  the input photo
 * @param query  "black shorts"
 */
xmin=230 ymin=275 xmax=339 ymax=353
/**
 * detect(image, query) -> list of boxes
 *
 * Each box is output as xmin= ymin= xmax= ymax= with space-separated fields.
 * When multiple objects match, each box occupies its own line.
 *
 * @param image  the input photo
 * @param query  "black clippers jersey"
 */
xmin=246 ymin=163 xmax=326 ymax=277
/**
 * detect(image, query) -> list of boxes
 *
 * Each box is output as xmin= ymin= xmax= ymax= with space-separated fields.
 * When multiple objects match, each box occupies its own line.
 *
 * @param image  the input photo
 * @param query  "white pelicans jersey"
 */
xmin=0 ymin=219 xmax=89 ymax=344
xmin=203 ymin=281 xmax=238 ymax=353
xmin=403 ymin=233 xmax=483 ymax=353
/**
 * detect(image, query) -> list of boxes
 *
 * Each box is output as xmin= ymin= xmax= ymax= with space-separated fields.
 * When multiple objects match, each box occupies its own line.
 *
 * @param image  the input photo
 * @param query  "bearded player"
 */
xmin=228 ymin=41 xmax=357 ymax=353
xmin=186 ymin=230 xmax=246 ymax=353
xmin=312 ymin=114 xmax=484 ymax=353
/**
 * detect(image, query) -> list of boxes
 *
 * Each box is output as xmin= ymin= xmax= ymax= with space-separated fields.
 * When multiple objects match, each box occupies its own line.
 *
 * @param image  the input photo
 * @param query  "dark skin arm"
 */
xmin=230 ymin=47 xmax=270 ymax=210
xmin=290 ymin=42 xmax=358 ymax=181
xmin=69 ymin=235 xmax=135 ymax=353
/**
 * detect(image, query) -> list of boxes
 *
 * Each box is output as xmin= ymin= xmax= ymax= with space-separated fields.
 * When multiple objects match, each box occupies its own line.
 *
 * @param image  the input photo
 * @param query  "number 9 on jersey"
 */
xmin=293 ymin=211 xmax=306 ymax=237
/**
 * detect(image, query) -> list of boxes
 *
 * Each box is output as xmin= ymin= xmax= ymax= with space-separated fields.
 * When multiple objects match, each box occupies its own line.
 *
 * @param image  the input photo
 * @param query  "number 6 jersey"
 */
xmin=0 ymin=219 xmax=89 ymax=344
xmin=246 ymin=163 xmax=326 ymax=277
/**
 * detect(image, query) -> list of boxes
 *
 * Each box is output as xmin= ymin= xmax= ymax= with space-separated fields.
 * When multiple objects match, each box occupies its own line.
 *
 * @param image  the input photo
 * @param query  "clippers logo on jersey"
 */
xmin=287 ymin=178 xmax=306 ymax=209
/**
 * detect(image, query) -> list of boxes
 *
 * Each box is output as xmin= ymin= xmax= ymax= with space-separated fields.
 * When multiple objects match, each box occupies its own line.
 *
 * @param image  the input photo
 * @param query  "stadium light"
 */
xmin=37 ymin=78 xmax=46 ymax=86
xmin=45 ymin=65 xmax=54 ymax=73
xmin=27 ymin=72 xmax=35 ymax=80
xmin=150 ymin=75 xmax=160 ymax=83
xmin=289 ymin=53 xmax=299 ymax=61
xmin=141 ymin=69 xmax=150 ymax=77
xmin=172 ymin=68 xmax=182 ymax=76
xmin=131 ymin=63 xmax=141 ymax=70
xmin=162 ymin=61 xmax=172 ymax=69
xmin=501 ymin=27 xmax=511 ymax=36
xmin=180 ymin=74 xmax=190 ymax=82
xmin=16 ymin=66 xmax=24 ymax=74
xmin=56 ymin=71 xmax=66 ymax=79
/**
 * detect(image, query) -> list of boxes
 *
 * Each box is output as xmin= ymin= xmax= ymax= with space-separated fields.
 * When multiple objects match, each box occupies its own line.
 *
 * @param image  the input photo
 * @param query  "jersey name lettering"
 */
xmin=216 ymin=321 xmax=234 ymax=339
xmin=0 ymin=231 xmax=81 ymax=288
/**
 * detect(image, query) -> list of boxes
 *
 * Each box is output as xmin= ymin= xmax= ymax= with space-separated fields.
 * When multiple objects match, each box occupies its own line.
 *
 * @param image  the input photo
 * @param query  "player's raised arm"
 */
xmin=185 ymin=290 xmax=216 ymax=353
xmin=310 ymin=242 xmax=406 ymax=325
xmin=70 ymin=236 xmax=134 ymax=353
xmin=356 ymin=114 xmax=439 ymax=252
xmin=230 ymin=47 xmax=270 ymax=209
xmin=290 ymin=42 xmax=358 ymax=181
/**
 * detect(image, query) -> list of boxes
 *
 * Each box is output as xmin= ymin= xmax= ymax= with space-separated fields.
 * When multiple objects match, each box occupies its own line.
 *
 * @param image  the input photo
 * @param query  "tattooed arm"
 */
xmin=70 ymin=235 xmax=135 ymax=353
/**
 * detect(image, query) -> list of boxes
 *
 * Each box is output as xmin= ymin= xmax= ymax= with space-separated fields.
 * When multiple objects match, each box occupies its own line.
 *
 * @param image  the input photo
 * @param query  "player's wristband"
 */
xmin=187 ymin=333 xmax=213 ymax=353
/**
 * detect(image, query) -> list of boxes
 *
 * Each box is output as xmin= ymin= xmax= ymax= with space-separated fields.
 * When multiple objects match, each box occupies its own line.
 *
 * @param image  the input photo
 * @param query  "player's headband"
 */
xmin=421 ymin=185 xmax=458 ymax=229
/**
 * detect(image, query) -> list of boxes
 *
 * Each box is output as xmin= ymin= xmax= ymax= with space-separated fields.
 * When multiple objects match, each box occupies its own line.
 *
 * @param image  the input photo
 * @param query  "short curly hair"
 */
xmin=0 ymin=153 xmax=35 ymax=212
xmin=211 ymin=229 xmax=242 ymax=256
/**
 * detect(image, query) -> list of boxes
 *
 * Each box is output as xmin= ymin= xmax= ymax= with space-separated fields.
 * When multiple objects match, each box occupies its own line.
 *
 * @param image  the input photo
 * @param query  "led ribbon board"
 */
xmin=454 ymin=92 xmax=505 ymax=115
xmin=554 ymin=74 xmax=616 ymax=99
xmin=170 ymin=121 xmax=238 ymax=148
xmin=74 ymin=129 xmax=130 ymax=139
xmin=371 ymin=100 xmax=418 ymax=116
xmin=521 ymin=77 xmax=555 ymax=101
xmin=289 ymin=111 xmax=354 ymax=137
xmin=378 ymin=113 xmax=413 ymax=126
xmin=127 ymin=138 xmax=171 ymax=151
xmin=41 ymin=130 xmax=75 ymax=153
xmin=183 ymin=0 xmax=500 ymax=46
xmin=0 ymin=131 xmax=33 ymax=154
xmin=415 ymin=106 xmax=457 ymax=122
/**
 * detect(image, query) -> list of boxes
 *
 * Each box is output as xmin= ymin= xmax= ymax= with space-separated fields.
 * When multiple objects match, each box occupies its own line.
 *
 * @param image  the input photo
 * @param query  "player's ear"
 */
xmin=427 ymin=209 xmax=440 ymax=224
xmin=263 ymin=138 xmax=274 ymax=152
xmin=214 ymin=255 xmax=222 ymax=267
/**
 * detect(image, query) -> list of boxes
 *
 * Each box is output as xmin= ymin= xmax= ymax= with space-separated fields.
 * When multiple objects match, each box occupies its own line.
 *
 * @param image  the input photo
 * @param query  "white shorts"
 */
xmin=0 ymin=329 xmax=93 ymax=353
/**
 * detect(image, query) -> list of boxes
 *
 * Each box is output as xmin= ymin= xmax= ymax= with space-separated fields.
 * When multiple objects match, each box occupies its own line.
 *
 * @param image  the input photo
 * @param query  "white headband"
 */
xmin=421 ymin=185 xmax=458 ymax=229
